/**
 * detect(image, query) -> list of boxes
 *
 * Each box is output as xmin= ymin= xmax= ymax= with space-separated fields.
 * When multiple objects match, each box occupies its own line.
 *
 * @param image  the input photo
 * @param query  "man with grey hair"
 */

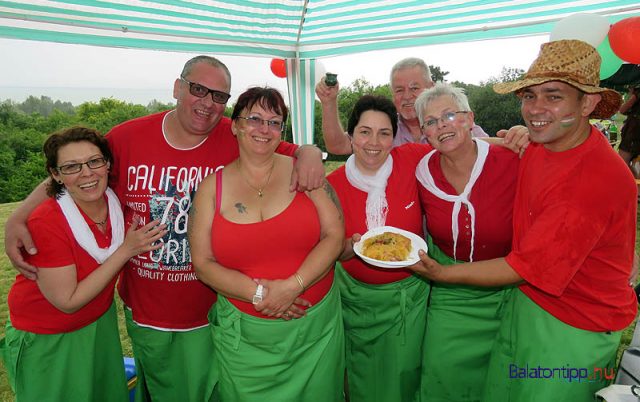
xmin=4 ymin=54 xmax=326 ymax=402
xmin=316 ymin=57 xmax=489 ymax=155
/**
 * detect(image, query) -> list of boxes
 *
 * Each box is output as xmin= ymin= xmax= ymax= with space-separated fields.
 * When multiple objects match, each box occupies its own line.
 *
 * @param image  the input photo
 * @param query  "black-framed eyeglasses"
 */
xmin=421 ymin=111 xmax=469 ymax=130
xmin=180 ymin=76 xmax=231 ymax=104
xmin=237 ymin=116 xmax=285 ymax=132
xmin=57 ymin=157 xmax=108 ymax=175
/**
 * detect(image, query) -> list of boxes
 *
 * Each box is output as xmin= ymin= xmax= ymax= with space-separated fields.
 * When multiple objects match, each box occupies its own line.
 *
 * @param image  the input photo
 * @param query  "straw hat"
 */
xmin=493 ymin=40 xmax=621 ymax=119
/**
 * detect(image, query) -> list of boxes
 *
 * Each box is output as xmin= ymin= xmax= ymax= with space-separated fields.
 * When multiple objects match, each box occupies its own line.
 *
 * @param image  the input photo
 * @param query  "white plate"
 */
xmin=353 ymin=226 xmax=428 ymax=269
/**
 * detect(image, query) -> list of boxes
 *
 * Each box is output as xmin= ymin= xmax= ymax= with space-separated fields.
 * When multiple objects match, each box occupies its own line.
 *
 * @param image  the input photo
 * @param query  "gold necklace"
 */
xmin=92 ymin=213 xmax=108 ymax=226
xmin=238 ymin=159 xmax=275 ymax=198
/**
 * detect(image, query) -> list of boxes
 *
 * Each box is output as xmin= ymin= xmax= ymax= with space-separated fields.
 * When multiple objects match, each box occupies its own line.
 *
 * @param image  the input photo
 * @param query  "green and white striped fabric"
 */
xmin=1 ymin=1 xmax=638 ymax=144
xmin=1 ymin=1 xmax=638 ymax=58
xmin=286 ymin=57 xmax=317 ymax=145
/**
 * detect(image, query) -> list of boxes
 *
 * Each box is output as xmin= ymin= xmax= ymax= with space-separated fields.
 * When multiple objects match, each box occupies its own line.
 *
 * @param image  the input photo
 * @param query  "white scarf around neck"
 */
xmin=415 ymin=139 xmax=489 ymax=262
xmin=56 ymin=187 xmax=125 ymax=263
xmin=345 ymin=154 xmax=393 ymax=230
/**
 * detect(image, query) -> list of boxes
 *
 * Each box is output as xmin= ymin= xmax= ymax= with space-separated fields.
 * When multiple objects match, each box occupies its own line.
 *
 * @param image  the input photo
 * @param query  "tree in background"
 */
xmin=17 ymin=95 xmax=74 ymax=117
xmin=75 ymin=98 xmax=148 ymax=135
xmin=146 ymin=99 xmax=175 ymax=114
xmin=0 ymin=98 xmax=155 ymax=202
xmin=0 ymin=126 xmax=48 ymax=203
xmin=457 ymin=67 xmax=525 ymax=136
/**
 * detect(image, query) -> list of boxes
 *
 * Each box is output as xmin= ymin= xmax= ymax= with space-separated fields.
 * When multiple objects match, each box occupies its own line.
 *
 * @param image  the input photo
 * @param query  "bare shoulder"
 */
xmin=195 ymin=168 xmax=221 ymax=199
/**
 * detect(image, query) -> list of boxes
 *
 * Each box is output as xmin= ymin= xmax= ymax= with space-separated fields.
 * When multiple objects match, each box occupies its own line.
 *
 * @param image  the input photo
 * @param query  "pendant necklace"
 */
xmin=93 ymin=214 xmax=108 ymax=226
xmin=91 ymin=209 xmax=108 ymax=226
xmin=239 ymin=159 xmax=275 ymax=198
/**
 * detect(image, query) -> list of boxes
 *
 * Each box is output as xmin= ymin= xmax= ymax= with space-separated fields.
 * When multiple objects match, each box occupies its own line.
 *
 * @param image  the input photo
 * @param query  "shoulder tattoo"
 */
xmin=322 ymin=179 xmax=343 ymax=221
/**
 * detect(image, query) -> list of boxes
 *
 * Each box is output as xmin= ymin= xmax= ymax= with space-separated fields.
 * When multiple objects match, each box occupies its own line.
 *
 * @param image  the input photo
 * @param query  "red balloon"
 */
xmin=270 ymin=58 xmax=287 ymax=78
xmin=609 ymin=17 xmax=640 ymax=64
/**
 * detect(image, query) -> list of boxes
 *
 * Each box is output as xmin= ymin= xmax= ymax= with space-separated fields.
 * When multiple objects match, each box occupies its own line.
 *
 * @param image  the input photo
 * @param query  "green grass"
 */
xmin=0 ymin=177 xmax=637 ymax=400
xmin=324 ymin=161 xmax=344 ymax=174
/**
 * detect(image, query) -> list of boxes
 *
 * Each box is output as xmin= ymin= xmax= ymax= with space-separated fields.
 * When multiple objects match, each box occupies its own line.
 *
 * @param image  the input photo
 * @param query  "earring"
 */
xmin=57 ymin=180 xmax=63 ymax=184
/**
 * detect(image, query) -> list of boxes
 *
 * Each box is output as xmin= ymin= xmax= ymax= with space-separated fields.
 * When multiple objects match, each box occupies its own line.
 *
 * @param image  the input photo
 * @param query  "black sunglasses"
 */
xmin=180 ymin=76 xmax=231 ymax=104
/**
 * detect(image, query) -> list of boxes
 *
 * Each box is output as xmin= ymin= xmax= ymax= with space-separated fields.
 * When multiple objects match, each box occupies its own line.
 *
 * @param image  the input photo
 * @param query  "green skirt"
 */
xmin=1 ymin=302 xmax=128 ymax=402
xmin=482 ymin=289 xmax=621 ymax=402
xmin=211 ymin=283 xmax=345 ymax=402
xmin=124 ymin=307 xmax=217 ymax=402
xmin=336 ymin=263 xmax=429 ymax=402
xmin=422 ymin=238 xmax=511 ymax=402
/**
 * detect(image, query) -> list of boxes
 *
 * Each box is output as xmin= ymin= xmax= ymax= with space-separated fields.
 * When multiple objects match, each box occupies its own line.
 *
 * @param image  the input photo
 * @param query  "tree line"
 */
xmin=0 ymin=67 xmax=525 ymax=203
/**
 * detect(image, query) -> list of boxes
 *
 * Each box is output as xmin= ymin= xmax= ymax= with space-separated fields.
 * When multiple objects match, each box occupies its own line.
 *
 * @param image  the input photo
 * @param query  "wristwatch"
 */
xmin=252 ymin=284 xmax=264 ymax=305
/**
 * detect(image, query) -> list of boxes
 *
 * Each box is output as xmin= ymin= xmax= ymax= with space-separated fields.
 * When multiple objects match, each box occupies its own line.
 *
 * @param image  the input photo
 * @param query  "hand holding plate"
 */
xmin=407 ymin=249 xmax=445 ymax=281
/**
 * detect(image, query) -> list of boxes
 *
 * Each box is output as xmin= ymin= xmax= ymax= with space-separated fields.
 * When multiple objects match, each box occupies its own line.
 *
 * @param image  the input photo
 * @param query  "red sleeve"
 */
xmin=506 ymin=192 xmax=606 ymax=297
xmin=26 ymin=206 xmax=75 ymax=269
xmin=275 ymin=141 xmax=299 ymax=157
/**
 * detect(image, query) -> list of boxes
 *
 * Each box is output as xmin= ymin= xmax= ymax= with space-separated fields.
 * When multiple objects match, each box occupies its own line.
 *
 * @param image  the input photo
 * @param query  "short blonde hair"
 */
xmin=414 ymin=82 xmax=471 ymax=128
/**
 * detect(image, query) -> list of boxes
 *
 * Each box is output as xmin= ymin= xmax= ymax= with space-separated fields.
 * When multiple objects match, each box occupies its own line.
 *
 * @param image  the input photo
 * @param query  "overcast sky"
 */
xmin=0 ymin=34 xmax=548 ymax=106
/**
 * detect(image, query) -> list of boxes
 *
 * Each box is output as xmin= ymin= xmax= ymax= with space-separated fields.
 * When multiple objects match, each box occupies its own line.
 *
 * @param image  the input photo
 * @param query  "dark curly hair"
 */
xmin=231 ymin=86 xmax=288 ymax=124
xmin=43 ymin=126 xmax=112 ymax=198
xmin=347 ymin=95 xmax=398 ymax=138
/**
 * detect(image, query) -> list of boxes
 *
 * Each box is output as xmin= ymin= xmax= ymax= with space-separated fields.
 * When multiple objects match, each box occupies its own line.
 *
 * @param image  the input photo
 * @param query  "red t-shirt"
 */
xmin=8 ymin=198 xmax=117 ymax=334
xmin=506 ymin=127 xmax=638 ymax=331
xmin=211 ymin=169 xmax=332 ymax=317
xmin=327 ymin=144 xmax=429 ymax=284
xmin=107 ymin=111 xmax=297 ymax=330
xmin=419 ymin=145 xmax=519 ymax=262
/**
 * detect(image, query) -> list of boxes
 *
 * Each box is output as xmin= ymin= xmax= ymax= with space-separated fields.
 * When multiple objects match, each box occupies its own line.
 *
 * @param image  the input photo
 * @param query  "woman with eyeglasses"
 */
xmin=189 ymin=86 xmax=345 ymax=401
xmin=1 ymin=126 xmax=167 ymax=402
xmin=412 ymin=83 xmax=520 ymax=402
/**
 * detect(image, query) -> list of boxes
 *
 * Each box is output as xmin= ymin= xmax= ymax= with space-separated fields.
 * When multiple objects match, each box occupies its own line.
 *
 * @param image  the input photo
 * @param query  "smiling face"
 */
xmin=420 ymin=95 xmax=474 ymax=153
xmin=519 ymin=81 xmax=601 ymax=152
xmin=51 ymin=141 xmax=109 ymax=210
xmin=232 ymin=102 xmax=283 ymax=157
xmin=391 ymin=65 xmax=433 ymax=122
xmin=172 ymin=61 xmax=231 ymax=139
xmin=351 ymin=110 xmax=394 ymax=175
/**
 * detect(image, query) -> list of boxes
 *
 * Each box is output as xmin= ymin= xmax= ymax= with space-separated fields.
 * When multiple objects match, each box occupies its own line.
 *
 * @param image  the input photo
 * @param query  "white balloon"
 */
xmin=549 ymin=13 xmax=610 ymax=47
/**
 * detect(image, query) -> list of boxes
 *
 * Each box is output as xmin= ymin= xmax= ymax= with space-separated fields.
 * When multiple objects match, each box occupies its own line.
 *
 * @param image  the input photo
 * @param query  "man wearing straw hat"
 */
xmin=409 ymin=39 xmax=637 ymax=401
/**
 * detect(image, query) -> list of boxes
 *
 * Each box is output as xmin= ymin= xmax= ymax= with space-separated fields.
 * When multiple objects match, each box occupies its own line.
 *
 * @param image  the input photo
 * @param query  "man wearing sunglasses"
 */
xmin=4 ymin=55 xmax=326 ymax=402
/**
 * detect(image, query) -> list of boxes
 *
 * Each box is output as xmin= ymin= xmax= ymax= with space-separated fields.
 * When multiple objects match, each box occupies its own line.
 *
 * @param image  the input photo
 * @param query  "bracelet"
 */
xmin=294 ymin=273 xmax=305 ymax=291
xmin=252 ymin=284 xmax=264 ymax=305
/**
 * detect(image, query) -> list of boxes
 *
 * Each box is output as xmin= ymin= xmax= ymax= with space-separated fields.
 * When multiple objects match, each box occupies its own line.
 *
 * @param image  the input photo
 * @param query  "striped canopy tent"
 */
xmin=1 ymin=1 xmax=639 ymax=144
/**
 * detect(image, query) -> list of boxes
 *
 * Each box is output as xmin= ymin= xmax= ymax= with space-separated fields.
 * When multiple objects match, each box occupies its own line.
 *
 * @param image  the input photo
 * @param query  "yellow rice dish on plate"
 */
xmin=362 ymin=232 xmax=412 ymax=262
